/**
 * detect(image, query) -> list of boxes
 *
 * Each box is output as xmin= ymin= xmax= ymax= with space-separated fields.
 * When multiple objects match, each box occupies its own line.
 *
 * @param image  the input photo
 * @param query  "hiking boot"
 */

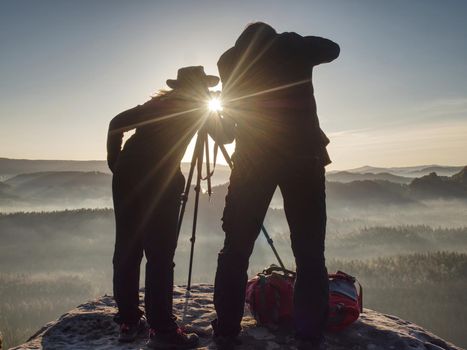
xmin=296 ymin=337 xmax=326 ymax=350
xmin=147 ymin=327 xmax=199 ymax=349
xmin=213 ymin=335 xmax=242 ymax=350
xmin=210 ymin=319 xmax=242 ymax=350
xmin=118 ymin=318 xmax=147 ymax=342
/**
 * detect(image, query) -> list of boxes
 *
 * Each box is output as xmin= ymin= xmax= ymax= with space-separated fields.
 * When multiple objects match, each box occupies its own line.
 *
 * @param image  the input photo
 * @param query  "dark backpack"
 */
xmin=245 ymin=265 xmax=363 ymax=331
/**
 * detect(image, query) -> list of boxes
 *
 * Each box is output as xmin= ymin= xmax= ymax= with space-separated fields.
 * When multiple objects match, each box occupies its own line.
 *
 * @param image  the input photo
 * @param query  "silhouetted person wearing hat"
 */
xmin=212 ymin=23 xmax=340 ymax=350
xmin=107 ymin=66 xmax=219 ymax=349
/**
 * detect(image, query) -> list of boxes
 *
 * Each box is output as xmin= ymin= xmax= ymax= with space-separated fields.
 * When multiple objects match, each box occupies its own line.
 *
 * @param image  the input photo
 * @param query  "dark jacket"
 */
xmin=107 ymin=93 xmax=203 ymax=173
xmin=218 ymin=32 xmax=339 ymax=163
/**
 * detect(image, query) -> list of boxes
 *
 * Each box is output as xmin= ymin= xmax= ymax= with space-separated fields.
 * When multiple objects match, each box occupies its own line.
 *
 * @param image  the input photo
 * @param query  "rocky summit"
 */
xmin=10 ymin=285 xmax=463 ymax=350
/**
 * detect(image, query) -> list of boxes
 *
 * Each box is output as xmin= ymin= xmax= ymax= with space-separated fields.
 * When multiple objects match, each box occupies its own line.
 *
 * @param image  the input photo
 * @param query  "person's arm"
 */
xmin=106 ymin=105 xmax=139 ymax=172
xmin=282 ymin=32 xmax=339 ymax=66
xmin=302 ymin=35 xmax=340 ymax=65
xmin=214 ymin=48 xmax=238 ymax=144
xmin=106 ymin=101 xmax=159 ymax=172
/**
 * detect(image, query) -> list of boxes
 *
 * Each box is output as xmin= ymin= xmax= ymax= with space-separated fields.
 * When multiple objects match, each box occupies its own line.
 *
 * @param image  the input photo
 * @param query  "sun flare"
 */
xmin=208 ymin=97 xmax=223 ymax=112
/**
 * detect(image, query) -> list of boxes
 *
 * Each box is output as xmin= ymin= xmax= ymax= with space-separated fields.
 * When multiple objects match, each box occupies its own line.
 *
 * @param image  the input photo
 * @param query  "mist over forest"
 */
xmin=1 ymin=158 xmax=467 ymax=348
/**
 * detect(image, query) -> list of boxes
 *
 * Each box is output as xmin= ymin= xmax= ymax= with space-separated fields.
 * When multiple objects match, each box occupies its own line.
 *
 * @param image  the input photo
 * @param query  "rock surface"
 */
xmin=11 ymin=284 xmax=463 ymax=350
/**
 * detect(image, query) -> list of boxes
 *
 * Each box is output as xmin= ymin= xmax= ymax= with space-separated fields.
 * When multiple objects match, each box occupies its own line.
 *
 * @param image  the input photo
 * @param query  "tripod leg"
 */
xmin=187 ymin=133 xmax=205 ymax=290
xmin=218 ymin=143 xmax=286 ymax=270
xmin=204 ymin=133 xmax=212 ymax=197
xmin=177 ymin=132 xmax=204 ymax=239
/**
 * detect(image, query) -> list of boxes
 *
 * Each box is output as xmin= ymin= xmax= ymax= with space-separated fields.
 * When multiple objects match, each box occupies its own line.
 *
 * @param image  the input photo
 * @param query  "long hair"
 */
xmin=151 ymin=88 xmax=174 ymax=100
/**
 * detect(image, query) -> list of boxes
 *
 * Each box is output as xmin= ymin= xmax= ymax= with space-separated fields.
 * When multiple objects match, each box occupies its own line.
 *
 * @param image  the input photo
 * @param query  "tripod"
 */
xmin=177 ymin=113 xmax=285 ymax=291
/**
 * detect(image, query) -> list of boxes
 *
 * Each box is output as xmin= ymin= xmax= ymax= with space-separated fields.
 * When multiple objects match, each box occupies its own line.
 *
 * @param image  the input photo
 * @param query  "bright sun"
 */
xmin=208 ymin=97 xmax=223 ymax=112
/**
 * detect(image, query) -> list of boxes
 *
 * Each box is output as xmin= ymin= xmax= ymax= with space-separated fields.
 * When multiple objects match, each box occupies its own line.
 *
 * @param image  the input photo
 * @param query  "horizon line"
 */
xmin=0 ymin=156 xmax=465 ymax=171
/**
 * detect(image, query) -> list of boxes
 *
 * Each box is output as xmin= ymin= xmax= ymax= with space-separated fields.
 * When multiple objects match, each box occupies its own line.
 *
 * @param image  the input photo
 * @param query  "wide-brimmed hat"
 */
xmin=166 ymin=66 xmax=219 ymax=89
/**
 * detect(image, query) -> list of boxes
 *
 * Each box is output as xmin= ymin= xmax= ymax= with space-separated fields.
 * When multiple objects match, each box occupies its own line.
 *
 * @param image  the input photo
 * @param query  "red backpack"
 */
xmin=245 ymin=265 xmax=362 ymax=331
xmin=245 ymin=265 xmax=296 ymax=327
xmin=327 ymin=271 xmax=363 ymax=332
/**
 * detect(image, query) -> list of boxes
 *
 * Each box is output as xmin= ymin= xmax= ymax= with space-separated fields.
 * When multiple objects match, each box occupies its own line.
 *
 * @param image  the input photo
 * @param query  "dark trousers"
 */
xmin=214 ymin=154 xmax=329 ymax=340
xmin=112 ymin=162 xmax=184 ymax=331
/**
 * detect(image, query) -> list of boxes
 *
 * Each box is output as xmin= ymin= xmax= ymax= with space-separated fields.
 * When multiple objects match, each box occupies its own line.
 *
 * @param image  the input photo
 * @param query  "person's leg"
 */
xmin=143 ymin=171 xmax=185 ymax=332
xmin=112 ymin=169 xmax=145 ymax=325
xmin=279 ymin=158 xmax=328 ymax=343
xmin=143 ymin=171 xmax=199 ymax=349
xmin=214 ymin=157 xmax=277 ymax=337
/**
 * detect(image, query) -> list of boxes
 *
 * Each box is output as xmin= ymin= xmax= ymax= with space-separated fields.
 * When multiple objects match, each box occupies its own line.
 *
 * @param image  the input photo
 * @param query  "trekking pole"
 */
xmin=217 ymin=141 xmax=286 ymax=270
xmin=259 ymin=225 xmax=285 ymax=270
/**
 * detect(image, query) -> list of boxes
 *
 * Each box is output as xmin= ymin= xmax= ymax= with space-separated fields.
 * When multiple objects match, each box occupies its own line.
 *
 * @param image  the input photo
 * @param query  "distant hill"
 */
xmin=326 ymin=180 xmax=414 ymax=206
xmin=1 ymin=171 xmax=112 ymax=210
xmin=0 ymin=157 xmax=232 ymax=186
xmin=409 ymin=167 xmax=467 ymax=199
xmin=452 ymin=166 xmax=467 ymax=184
xmin=327 ymin=171 xmax=412 ymax=184
xmin=343 ymin=165 xmax=392 ymax=174
xmin=343 ymin=164 xmax=465 ymax=177
xmin=406 ymin=166 xmax=467 ymax=177
xmin=0 ymin=158 xmax=110 ymax=177
xmin=5 ymin=171 xmax=110 ymax=189
xmin=0 ymin=170 xmax=229 ymax=212
xmin=2 ymin=157 xmax=464 ymax=181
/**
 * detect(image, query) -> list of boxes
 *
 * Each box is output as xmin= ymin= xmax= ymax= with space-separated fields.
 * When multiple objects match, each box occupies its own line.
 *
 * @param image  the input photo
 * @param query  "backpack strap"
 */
xmin=263 ymin=264 xmax=296 ymax=278
xmin=332 ymin=271 xmax=356 ymax=282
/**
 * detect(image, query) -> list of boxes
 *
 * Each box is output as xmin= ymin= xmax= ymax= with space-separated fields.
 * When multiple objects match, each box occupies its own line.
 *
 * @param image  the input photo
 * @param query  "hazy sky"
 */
xmin=1 ymin=0 xmax=466 ymax=170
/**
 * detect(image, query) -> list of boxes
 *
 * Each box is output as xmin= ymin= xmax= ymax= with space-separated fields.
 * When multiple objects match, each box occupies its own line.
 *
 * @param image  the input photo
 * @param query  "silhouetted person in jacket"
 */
xmin=212 ymin=23 xmax=340 ymax=350
xmin=107 ymin=66 xmax=219 ymax=349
